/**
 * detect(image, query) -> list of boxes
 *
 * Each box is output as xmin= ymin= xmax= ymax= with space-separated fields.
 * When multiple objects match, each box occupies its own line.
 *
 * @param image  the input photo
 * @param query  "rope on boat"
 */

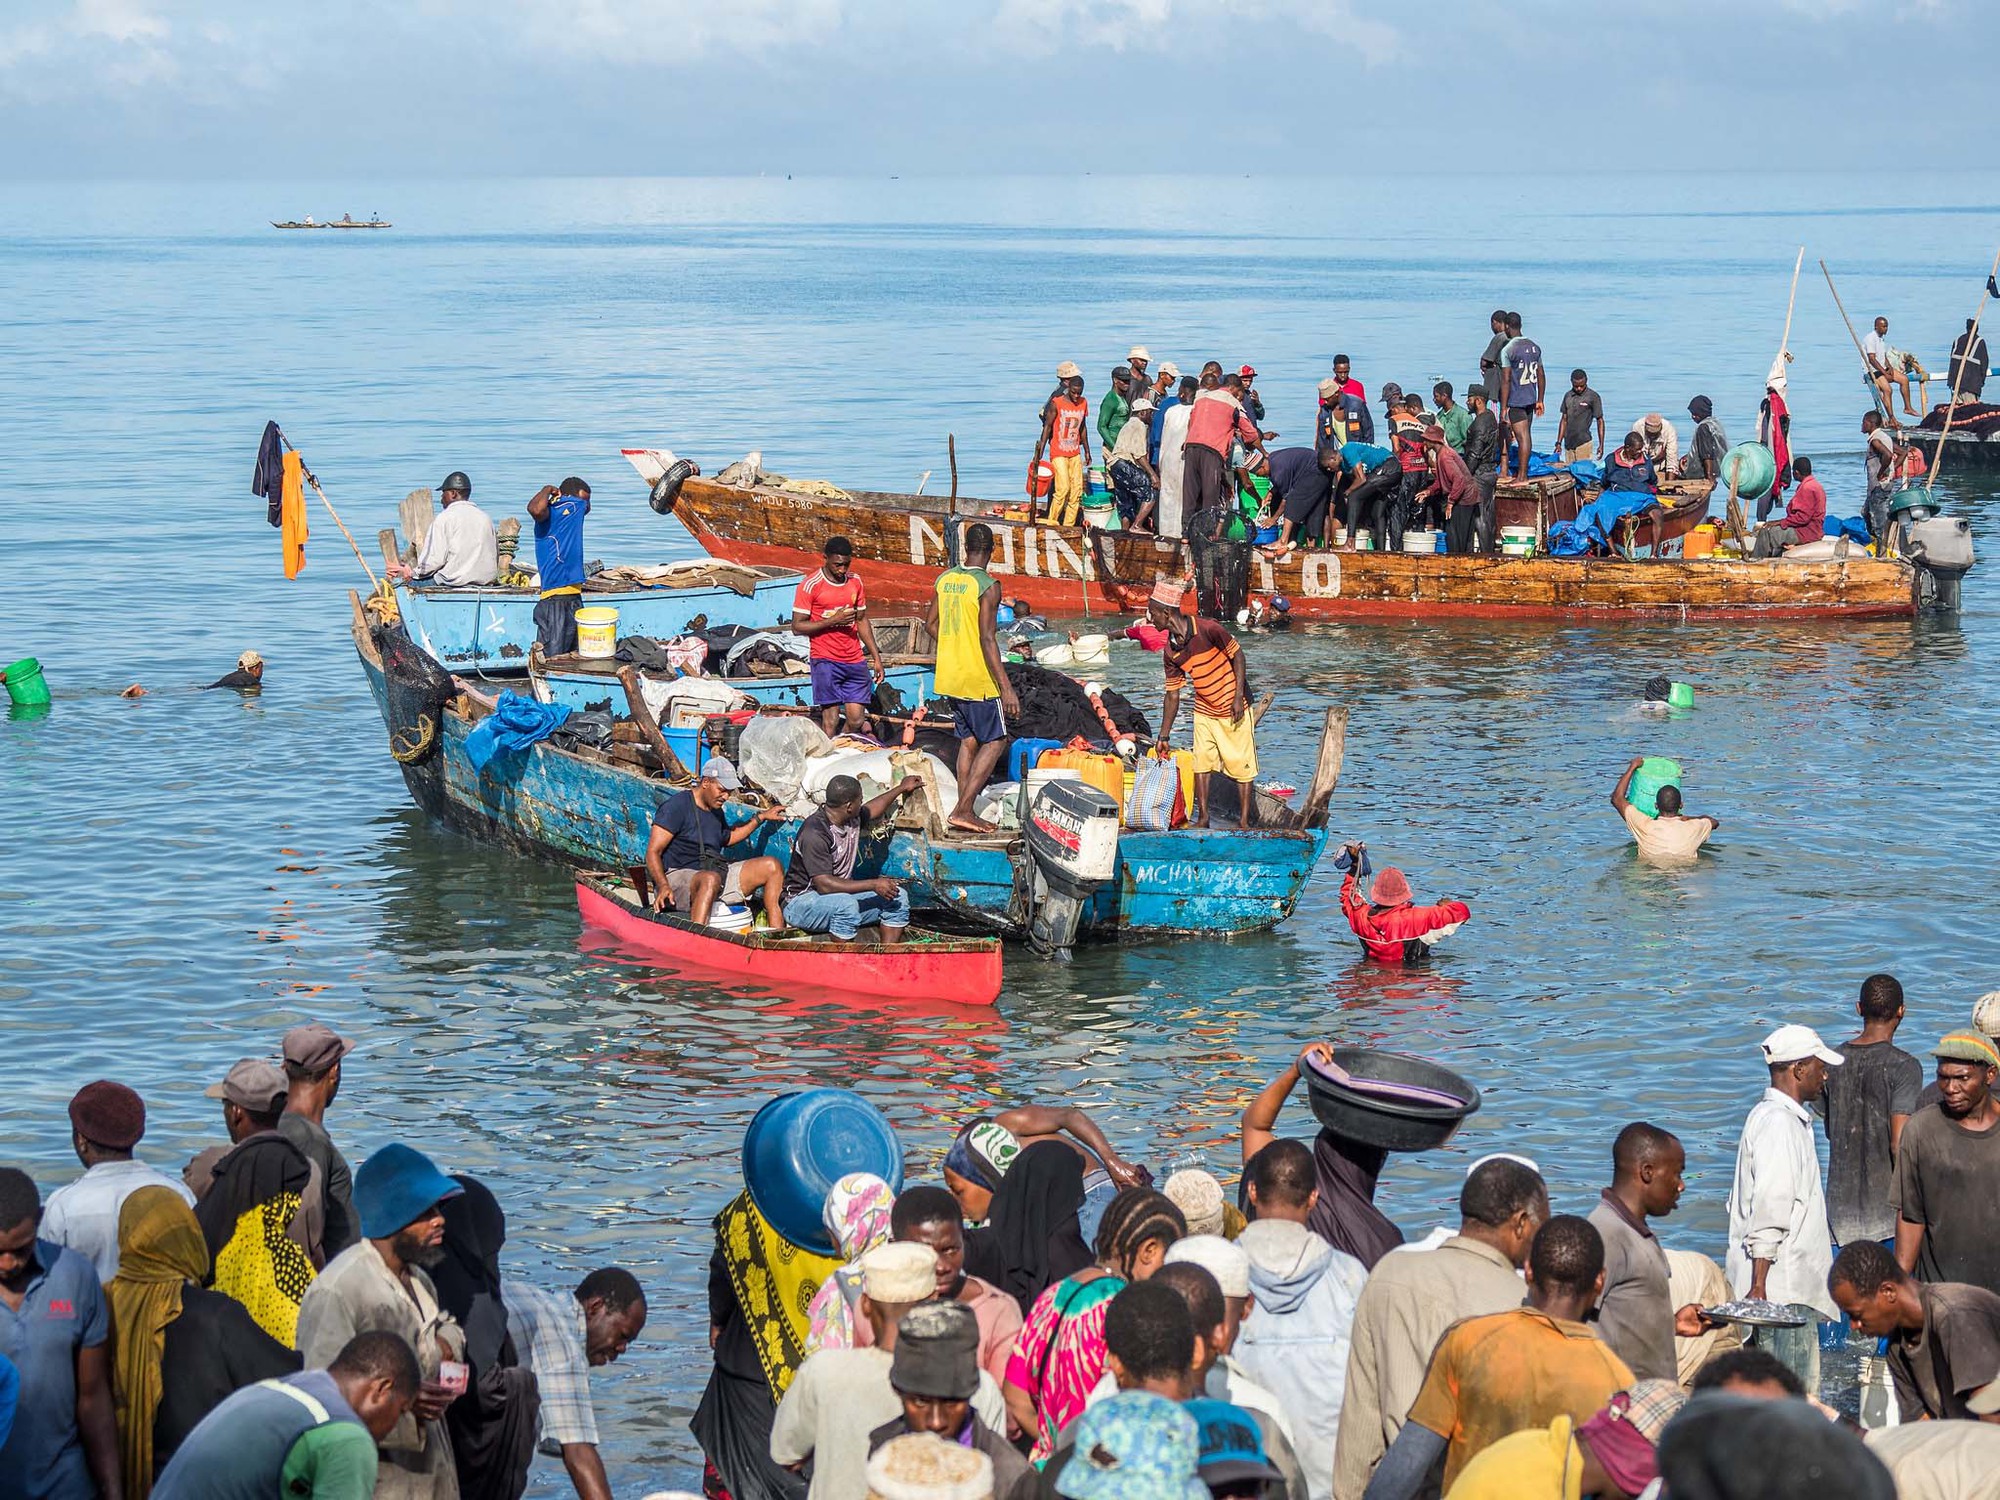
xmin=389 ymin=715 xmax=437 ymax=763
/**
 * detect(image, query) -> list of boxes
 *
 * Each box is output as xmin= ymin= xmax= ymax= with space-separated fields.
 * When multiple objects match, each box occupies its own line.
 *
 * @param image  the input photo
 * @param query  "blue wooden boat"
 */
xmin=394 ymin=563 xmax=803 ymax=673
xmin=355 ymin=605 xmax=1341 ymax=940
xmin=528 ymin=656 xmax=935 ymax=717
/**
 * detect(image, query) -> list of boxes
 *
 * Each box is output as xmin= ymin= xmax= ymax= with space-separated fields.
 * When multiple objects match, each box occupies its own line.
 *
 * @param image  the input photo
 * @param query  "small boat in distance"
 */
xmin=271 ymin=216 xmax=322 ymax=229
xmin=576 ymin=870 xmax=1004 ymax=1005
xmin=271 ymin=213 xmax=392 ymax=230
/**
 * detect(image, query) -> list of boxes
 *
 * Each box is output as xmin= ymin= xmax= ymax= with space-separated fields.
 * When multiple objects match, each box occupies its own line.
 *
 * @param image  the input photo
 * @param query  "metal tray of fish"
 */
xmin=1700 ymin=1298 xmax=1810 ymax=1328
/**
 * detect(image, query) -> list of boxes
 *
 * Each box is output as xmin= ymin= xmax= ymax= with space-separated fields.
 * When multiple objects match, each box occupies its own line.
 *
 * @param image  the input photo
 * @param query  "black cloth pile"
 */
xmin=549 ymin=710 xmax=615 ymax=750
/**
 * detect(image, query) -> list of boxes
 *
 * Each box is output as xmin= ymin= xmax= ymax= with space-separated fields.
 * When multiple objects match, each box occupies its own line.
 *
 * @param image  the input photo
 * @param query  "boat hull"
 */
xmin=576 ymin=873 xmax=1002 ymax=1004
xmin=394 ymin=573 xmax=802 ymax=673
xmin=1903 ymin=428 xmax=2000 ymax=468
xmin=358 ymin=629 xmax=1324 ymax=939
xmin=624 ymin=459 xmax=1915 ymax=620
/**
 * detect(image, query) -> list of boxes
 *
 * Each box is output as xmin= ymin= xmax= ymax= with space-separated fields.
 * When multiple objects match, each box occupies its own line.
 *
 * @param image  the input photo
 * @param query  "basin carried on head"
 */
xmin=1303 ymin=1047 xmax=1482 ymax=1153
xmin=742 ymin=1088 xmax=904 ymax=1254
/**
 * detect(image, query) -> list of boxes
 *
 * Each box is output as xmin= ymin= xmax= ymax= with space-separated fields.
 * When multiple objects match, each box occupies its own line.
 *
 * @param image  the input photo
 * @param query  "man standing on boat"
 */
xmin=793 ymin=537 xmax=885 ymax=736
xmin=1149 ymin=580 xmax=1257 ymax=830
xmin=1463 ymin=385 xmax=1502 ymax=552
xmin=646 ymin=758 xmax=789 ymax=928
xmin=1681 ymin=398 xmax=1728 ymax=483
xmin=1183 ymin=366 xmax=1265 ymax=542
xmin=1498 ymin=313 xmax=1545 ymax=480
xmin=1948 ymin=318 xmax=1989 ymax=401
xmin=927 ymin=524 xmax=1017 ymax=835
xmin=387 ymin=472 xmax=497 ymax=588
xmin=1098 ymin=365 xmax=1132 ymax=456
xmin=528 ymin=478 xmax=591 ymax=656
xmin=1557 ymin=370 xmax=1606 ymax=463
xmin=1034 ymin=363 xmax=1093 ymax=529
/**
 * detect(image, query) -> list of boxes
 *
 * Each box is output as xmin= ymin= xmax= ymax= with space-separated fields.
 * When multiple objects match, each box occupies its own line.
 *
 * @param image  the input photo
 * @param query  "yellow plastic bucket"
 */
xmin=575 ymin=606 xmax=619 ymax=659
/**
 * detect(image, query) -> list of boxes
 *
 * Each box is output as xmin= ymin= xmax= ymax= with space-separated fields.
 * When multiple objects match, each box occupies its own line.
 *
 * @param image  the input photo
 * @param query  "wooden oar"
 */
xmin=617 ymin=666 xmax=693 ymax=783
xmin=1821 ymin=260 xmax=1892 ymax=423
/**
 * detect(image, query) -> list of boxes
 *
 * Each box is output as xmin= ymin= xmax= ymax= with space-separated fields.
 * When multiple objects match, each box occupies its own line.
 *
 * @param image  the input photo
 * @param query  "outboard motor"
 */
xmin=1021 ymin=780 xmax=1121 ymax=959
xmin=1895 ymin=489 xmax=1975 ymax=611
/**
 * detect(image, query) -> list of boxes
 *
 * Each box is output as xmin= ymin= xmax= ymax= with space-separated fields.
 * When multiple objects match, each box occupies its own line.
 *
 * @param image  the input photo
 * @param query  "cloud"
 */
xmin=989 ymin=0 xmax=1397 ymax=64
xmin=0 ymin=0 xmax=185 ymax=90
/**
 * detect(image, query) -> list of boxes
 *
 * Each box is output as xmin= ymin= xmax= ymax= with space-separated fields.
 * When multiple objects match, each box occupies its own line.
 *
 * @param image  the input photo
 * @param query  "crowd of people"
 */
xmin=1048 ymin=309 xmax=1958 ymax=559
xmin=1 ymin=1025 xmax=646 ymax=1500
xmin=7 ymin=974 xmax=2000 ymax=1499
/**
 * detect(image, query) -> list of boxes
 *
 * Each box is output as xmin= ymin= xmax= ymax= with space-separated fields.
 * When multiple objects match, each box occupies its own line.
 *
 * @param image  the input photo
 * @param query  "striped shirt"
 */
xmin=503 ymin=1279 xmax=597 ymax=1446
xmin=1164 ymin=619 xmax=1243 ymax=719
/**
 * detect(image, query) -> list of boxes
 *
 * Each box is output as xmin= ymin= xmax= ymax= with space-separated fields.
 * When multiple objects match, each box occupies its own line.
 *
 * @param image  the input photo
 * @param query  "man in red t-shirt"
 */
xmin=1035 ymin=362 xmax=1094 ymax=528
xmin=791 ymin=536 xmax=884 ymax=734
xmin=1751 ymin=456 xmax=1828 ymax=558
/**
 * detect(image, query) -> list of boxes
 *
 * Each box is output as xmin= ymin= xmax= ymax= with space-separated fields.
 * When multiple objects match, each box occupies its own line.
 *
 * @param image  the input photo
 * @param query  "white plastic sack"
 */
xmin=736 ymin=715 xmax=832 ymax=803
xmin=648 ymin=676 xmax=752 ymax=728
xmin=800 ymin=746 xmax=959 ymax=815
xmin=975 ymin=781 xmax=1022 ymax=830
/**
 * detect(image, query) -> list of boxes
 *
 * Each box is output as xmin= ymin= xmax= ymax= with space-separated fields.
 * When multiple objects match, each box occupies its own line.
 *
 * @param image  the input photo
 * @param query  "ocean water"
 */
xmin=5 ymin=174 xmax=1999 ymax=1485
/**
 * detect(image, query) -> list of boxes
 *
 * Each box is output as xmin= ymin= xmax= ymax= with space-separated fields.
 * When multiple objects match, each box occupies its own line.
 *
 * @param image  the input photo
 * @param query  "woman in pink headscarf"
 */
xmin=801 ymin=1173 xmax=896 ymax=1355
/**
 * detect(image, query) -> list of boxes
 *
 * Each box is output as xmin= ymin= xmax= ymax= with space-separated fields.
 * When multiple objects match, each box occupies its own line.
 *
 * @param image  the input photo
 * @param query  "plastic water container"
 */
xmin=1402 ymin=530 xmax=1442 ymax=554
xmin=1082 ymin=501 xmax=1120 ymax=532
xmin=1629 ymin=757 xmax=1683 ymax=819
xmin=1070 ymin=634 xmax=1111 ymax=667
xmin=1036 ymin=748 xmax=1124 ymax=803
xmin=741 ymin=1089 xmax=904 ymax=1255
xmin=575 ymin=606 xmax=620 ymax=659
xmin=1352 ymin=530 xmax=1374 ymax=551
xmin=1667 ymin=682 xmax=1695 ymax=710
xmin=3 ymin=657 xmax=51 ymax=708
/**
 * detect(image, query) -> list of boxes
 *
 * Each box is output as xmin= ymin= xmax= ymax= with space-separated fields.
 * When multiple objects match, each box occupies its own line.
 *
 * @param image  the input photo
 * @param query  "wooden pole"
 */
xmin=1777 ymin=247 xmax=1804 ymax=367
xmin=947 ymin=434 xmax=959 ymax=516
xmin=1301 ymin=706 xmax=1349 ymax=830
xmin=617 ymin=666 xmax=693 ymax=783
xmin=1820 ymin=260 xmax=1886 ymax=420
xmin=1925 ymin=242 xmax=2000 ymax=494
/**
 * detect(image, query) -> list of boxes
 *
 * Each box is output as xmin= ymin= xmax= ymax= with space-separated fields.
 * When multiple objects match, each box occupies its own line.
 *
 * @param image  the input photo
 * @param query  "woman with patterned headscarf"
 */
xmin=802 ymin=1173 xmax=897 ymax=1356
xmin=108 ymin=1186 xmax=298 ymax=1495
xmin=192 ymin=1134 xmax=317 ymax=1344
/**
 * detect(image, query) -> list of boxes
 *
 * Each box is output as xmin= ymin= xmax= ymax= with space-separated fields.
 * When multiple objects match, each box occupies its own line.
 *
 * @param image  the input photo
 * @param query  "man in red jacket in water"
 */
xmin=1337 ymin=842 xmax=1469 ymax=963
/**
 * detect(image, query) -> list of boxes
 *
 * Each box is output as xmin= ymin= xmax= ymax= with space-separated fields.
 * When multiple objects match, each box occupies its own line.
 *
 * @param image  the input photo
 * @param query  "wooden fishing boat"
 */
xmin=327 ymin=214 xmax=391 ymax=229
xmin=622 ymin=451 xmax=1924 ymax=620
xmin=393 ymin=564 xmax=802 ymax=673
xmin=576 ymin=870 xmax=1003 ymax=1005
xmin=532 ymin=653 xmax=935 ymax=719
xmin=354 ymin=600 xmax=1337 ymax=940
xmin=271 ymin=217 xmax=322 ymax=230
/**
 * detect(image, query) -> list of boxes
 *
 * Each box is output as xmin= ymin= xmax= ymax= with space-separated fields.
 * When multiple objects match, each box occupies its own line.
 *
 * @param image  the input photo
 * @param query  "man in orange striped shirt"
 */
xmin=1147 ymin=579 xmax=1257 ymax=829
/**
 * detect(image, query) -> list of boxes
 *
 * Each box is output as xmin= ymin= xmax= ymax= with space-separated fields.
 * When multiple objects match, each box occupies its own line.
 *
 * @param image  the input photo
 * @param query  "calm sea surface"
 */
xmin=5 ymin=175 xmax=1999 ymax=1485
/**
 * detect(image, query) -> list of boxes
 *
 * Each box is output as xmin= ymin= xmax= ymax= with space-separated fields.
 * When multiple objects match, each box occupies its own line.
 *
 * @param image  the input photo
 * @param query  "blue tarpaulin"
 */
xmin=1547 ymin=491 xmax=1661 ymax=557
xmin=465 ymin=691 xmax=572 ymax=775
xmin=1825 ymin=515 xmax=1871 ymax=544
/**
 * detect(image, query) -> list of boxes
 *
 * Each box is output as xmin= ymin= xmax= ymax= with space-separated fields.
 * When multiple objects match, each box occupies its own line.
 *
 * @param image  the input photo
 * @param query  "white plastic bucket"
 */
xmin=575 ymin=605 xmax=619 ymax=658
xmin=1501 ymin=541 xmax=1535 ymax=558
xmin=1070 ymin=634 xmax=1111 ymax=666
xmin=1402 ymin=530 xmax=1441 ymax=554
xmin=1352 ymin=530 xmax=1374 ymax=552
xmin=1500 ymin=526 xmax=1536 ymax=543
xmin=708 ymin=904 xmax=753 ymax=932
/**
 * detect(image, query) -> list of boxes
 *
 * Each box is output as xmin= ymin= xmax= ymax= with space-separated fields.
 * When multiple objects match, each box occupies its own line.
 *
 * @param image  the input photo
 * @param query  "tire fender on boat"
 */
xmin=650 ymin=458 xmax=699 ymax=515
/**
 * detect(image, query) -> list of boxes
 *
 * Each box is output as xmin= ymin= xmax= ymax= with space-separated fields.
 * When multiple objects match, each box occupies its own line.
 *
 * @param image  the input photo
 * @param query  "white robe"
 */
xmin=1158 ymin=403 xmax=1194 ymax=538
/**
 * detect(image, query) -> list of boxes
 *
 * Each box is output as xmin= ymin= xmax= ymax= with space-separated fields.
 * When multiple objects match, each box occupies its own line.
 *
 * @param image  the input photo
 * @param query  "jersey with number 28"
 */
xmin=1506 ymin=338 xmax=1544 ymax=406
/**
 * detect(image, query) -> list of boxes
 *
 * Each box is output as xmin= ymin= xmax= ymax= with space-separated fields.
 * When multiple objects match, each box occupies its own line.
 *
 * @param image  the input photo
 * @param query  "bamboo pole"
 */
xmin=1925 ymin=242 xmax=2000 ymax=494
xmin=1777 ymin=247 xmax=1804 ymax=367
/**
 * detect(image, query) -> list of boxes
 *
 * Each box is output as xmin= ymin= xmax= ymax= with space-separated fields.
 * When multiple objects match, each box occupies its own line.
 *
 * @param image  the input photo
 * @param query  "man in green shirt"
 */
xmin=1432 ymin=382 xmax=1473 ymax=453
xmin=1098 ymin=366 xmax=1133 ymax=454
xmin=154 ymin=1330 xmax=418 ymax=1500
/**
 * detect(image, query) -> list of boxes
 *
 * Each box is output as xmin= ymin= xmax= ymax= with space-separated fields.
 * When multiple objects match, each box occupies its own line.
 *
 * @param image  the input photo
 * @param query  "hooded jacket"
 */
xmin=1234 ymin=1219 xmax=1368 ymax=1500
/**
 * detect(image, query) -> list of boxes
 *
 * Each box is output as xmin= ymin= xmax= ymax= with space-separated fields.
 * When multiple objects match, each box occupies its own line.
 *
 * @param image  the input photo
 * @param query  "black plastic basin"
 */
xmin=1303 ymin=1046 xmax=1482 ymax=1153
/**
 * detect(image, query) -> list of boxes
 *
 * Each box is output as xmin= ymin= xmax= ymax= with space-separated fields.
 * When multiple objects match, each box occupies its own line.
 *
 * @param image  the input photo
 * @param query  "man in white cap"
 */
xmin=1148 ymin=361 xmax=1184 ymax=466
xmin=1725 ymin=1024 xmax=1845 ymax=1395
xmin=1034 ymin=362 xmax=1094 ymax=528
xmin=1628 ymin=413 xmax=1679 ymax=478
xmin=1162 ymin=1237 xmax=1297 ymax=1444
xmin=773 ymin=1243 xmax=1008 ymax=1500
xmin=206 ymin=649 xmax=265 ymax=691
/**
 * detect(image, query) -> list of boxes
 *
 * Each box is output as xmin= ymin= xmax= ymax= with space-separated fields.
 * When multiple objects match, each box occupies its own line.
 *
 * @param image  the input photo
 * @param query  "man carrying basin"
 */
xmin=782 ymin=774 xmax=922 ymax=943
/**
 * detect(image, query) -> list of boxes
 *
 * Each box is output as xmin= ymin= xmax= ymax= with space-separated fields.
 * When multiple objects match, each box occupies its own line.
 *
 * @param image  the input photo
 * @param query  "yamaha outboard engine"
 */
xmin=1021 ymin=780 xmax=1121 ymax=959
xmin=1894 ymin=489 xmax=1975 ymax=611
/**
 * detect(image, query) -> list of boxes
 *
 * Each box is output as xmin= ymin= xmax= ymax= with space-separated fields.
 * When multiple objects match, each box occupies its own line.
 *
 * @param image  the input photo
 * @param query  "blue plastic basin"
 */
xmin=742 ymin=1089 xmax=904 ymax=1254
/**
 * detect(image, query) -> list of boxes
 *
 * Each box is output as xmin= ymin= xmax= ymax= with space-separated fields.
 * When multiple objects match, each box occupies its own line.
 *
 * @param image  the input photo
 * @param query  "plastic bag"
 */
xmin=801 ymin=746 xmax=959 ymax=814
xmin=1125 ymin=758 xmax=1184 ymax=832
xmin=736 ymin=715 xmax=832 ymax=803
xmin=647 ymin=675 xmax=752 ymax=728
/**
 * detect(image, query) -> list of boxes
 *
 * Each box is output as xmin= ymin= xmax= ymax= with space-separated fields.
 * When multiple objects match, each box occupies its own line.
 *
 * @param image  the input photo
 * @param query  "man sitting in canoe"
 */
xmin=645 ymin=756 xmax=789 ymax=927
xmin=1336 ymin=842 xmax=1469 ymax=964
xmin=782 ymin=773 xmax=921 ymax=943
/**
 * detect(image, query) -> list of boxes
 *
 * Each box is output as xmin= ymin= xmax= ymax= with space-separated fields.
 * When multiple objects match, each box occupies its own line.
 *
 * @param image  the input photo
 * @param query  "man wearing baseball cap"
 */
xmin=280 ymin=1022 xmax=360 ymax=1258
xmin=774 ymin=1243 xmax=1008 ymax=1500
xmin=297 ymin=1143 xmax=467 ymax=1499
xmin=1724 ymin=1025 xmax=1844 ymax=1394
xmin=644 ymin=756 xmax=789 ymax=929
xmin=387 ymin=470 xmax=498 ymax=587
xmin=42 ymin=1080 xmax=194 ymax=1279
xmin=1891 ymin=1027 xmax=2000 ymax=1294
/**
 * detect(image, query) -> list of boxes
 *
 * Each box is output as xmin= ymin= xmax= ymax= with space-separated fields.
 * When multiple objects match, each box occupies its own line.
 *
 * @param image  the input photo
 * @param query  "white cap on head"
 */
xmin=1128 ymin=346 xmax=1150 ymax=363
xmin=1761 ymin=1024 xmax=1844 ymax=1067
xmin=865 ymin=1433 xmax=994 ymax=1500
xmin=1465 ymin=1151 xmax=1540 ymax=1178
xmin=1162 ymin=1169 xmax=1226 ymax=1237
xmin=1972 ymin=991 xmax=2000 ymax=1039
xmin=1158 ymin=361 xmax=1182 ymax=381
xmin=1164 ymin=1233 xmax=1250 ymax=1298
xmin=860 ymin=1241 xmax=938 ymax=1303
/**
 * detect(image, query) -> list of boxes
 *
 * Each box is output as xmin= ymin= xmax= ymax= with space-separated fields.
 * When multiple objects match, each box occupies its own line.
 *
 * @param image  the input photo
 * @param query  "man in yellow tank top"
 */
xmin=925 ymin=524 xmax=1020 ymax=834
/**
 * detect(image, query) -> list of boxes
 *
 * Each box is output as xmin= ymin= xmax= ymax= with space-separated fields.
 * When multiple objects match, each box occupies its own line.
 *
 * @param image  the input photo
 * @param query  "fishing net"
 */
xmin=1190 ymin=527 xmax=1252 ymax=620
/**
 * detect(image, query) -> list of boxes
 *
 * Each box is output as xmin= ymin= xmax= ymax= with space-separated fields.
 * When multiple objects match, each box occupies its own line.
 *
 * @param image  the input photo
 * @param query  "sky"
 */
xmin=0 ymin=0 xmax=1981 ymax=178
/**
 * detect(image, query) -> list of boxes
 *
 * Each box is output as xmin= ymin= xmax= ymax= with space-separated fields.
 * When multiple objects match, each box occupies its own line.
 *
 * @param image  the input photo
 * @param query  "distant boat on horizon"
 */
xmin=272 ymin=212 xmax=392 ymax=230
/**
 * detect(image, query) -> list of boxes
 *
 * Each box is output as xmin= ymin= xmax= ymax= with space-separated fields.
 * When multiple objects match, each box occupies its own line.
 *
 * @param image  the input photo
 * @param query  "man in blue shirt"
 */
xmin=1336 ymin=439 xmax=1404 ymax=552
xmin=1146 ymin=361 xmax=1184 ymax=466
xmin=0 ymin=1168 xmax=119 ymax=1500
xmin=644 ymin=757 xmax=789 ymax=927
xmin=528 ymin=477 xmax=592 ymax=656
xmin=1498 ymin=312 xmax=1545 ymax=480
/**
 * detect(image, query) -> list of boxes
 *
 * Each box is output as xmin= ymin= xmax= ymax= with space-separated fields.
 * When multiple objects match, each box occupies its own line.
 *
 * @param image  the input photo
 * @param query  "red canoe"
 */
xmin=575 ymin=872 xmax=1004 ymax=1006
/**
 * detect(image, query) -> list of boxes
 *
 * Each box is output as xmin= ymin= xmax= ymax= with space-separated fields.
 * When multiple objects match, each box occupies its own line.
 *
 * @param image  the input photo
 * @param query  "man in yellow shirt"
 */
xmin=924 ymin=524 xmax=1020 ymax=834
xmin=1363 ymin=1216 xmax=1633 ymax=1499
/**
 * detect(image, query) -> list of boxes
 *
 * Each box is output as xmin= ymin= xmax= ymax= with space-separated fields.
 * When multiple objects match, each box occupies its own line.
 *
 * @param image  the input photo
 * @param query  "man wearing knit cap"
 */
xmin=776 ymin=1243 xmax=1008 ymax=1500
xmin=1148 ymin=579 xmax=1257 ymax=830
xmin=1162 ymin=1171 xmax=1228 ymax=1239
xmin=869 ymin=1301 xmax=1034 ymax=1500
xmin=296 ymin=1143 xmax=466 ymax=1499
xmin=43 ymin=1080 xmax=194 ymax=1279
xmin=280 ymin=1022 xmax=359 ymax=1258
xmin=1892 ymin=1028 xmax=2000 ymax=1295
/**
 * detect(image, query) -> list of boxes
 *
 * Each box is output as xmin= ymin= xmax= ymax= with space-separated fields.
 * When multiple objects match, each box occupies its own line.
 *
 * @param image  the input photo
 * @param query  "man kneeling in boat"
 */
xmin=646 ymin=756 xmax=789 ymax=928
xmin=1337 ymin=842 xmax=1469 ymax=963
xmin=781 ymin=773 xmax=921 ymax=943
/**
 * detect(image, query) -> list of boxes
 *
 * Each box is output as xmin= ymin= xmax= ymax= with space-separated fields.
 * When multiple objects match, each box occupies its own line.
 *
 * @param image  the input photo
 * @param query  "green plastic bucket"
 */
xmin=3 ymin=657 xmax=50 ymax=708
xmin=1667 ymin=682 xmax=1695 ymax=710
xmin=1629 ymin=757 xmax=1682 ymax=819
